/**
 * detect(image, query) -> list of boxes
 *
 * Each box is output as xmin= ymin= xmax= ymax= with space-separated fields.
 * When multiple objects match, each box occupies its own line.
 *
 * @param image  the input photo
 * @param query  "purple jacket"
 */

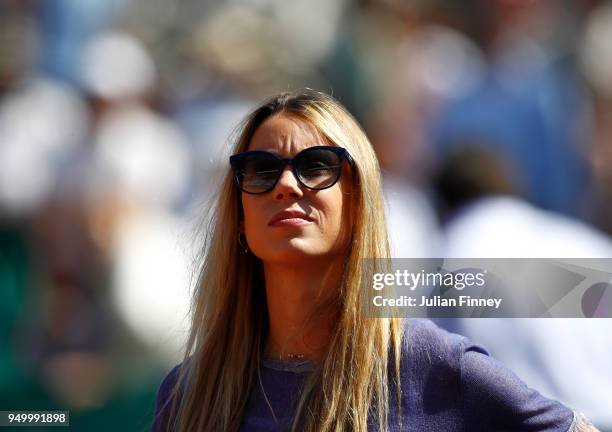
xmin=152 ymin=319 xmax=585 ymax=431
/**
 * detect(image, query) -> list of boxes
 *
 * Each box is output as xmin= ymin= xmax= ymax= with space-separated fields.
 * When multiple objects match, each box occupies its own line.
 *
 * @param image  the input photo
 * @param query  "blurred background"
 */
xmin=1 ymin=0 xmax=612 ymax=430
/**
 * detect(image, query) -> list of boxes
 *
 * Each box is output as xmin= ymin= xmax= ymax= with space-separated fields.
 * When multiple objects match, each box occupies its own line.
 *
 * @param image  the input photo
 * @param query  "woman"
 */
xmin=152 ymin=89 xmax=598 ymax=431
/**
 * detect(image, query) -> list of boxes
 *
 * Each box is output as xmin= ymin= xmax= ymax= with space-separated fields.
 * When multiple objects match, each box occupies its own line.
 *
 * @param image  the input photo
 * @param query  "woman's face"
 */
xmin=241 ymin=114 xmax=353 ymax=265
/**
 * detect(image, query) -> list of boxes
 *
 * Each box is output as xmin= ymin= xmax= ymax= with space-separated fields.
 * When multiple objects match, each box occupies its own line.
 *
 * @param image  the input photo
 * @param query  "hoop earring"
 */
xmin=238 ymin=232 xmax=250 ymax=254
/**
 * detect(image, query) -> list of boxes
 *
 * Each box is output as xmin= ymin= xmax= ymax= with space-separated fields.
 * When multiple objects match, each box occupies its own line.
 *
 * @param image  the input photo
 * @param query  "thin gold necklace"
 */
xmin=280 ymin=353 xmax=305 ymax=360
xmin=265 ymin=340 xmax=306 ymax=361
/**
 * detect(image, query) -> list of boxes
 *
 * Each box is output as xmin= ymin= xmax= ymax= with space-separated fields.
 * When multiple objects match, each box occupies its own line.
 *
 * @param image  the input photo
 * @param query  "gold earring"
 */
xmin=238 ymin=232 xmax=249 ymax=254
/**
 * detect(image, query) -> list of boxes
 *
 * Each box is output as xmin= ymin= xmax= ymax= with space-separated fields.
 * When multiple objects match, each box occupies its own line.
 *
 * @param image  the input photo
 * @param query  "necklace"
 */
xmin=264 ymin=341 xmax=307 ymax=361
xmin=279 ymin=353 xmax=305 ymax=360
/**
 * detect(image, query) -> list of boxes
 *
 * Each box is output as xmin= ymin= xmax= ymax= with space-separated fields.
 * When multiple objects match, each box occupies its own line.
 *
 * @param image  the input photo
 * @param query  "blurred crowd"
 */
xmin=1 ymin=0 xmax=612 ymax=430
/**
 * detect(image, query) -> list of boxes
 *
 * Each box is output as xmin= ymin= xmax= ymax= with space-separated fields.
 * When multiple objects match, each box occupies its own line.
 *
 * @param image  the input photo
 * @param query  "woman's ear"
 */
xmin=239 ymin=220 xmax=245 ymax=233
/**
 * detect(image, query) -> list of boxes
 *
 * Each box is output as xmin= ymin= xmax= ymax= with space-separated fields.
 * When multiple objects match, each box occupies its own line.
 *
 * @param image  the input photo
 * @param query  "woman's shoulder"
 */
xmin=400 ymin=319 xmax=580 ymax=431
xmin=400 ymin=318 xmax=486 ymax=367
xmin=398 ymin=319 xmax=481 ymax=399
xmin=152 ymin=362 xmax=186 ymax=432
xmin=157 ymin=363 xmax=183 ymax=399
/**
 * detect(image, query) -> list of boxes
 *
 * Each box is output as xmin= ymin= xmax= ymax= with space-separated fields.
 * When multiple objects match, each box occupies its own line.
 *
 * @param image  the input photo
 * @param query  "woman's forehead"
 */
xmin=247 ymin=114 xmax=328 ymax=156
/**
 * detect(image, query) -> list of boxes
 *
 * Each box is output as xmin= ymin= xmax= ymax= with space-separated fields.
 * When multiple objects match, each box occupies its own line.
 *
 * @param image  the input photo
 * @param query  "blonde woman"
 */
xmin=151 ymin=89 xmax=598 ymax=432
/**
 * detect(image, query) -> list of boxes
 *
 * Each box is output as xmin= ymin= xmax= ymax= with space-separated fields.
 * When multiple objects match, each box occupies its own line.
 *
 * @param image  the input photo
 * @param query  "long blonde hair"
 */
xmin=161 ymin=89 xmax=403 ymax=431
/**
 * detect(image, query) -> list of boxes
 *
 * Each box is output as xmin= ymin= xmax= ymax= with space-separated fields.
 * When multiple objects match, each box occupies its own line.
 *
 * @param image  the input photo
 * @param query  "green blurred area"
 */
xmin=0 ymin=226 xmax=163 ymax=432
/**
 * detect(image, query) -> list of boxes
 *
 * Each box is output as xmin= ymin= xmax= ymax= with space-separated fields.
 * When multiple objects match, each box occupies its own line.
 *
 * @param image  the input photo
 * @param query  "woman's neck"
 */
xmin=263 ymin=256 xmax=343 ymax=361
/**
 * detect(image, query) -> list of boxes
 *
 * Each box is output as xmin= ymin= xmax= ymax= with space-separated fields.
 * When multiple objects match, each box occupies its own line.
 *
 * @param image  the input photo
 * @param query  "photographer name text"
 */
xmin=372 ymin=295 xmax=503 ymax=309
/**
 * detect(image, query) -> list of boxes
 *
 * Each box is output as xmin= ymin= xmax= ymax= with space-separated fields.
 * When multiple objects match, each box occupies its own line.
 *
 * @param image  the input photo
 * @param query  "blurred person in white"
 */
xmin=80 ymin=30 xmax=193 ymax=367
xmin=433 ymin=146 xmax=612 ymax=431
xmin=0 ymin=4 xmax=90 ymax=217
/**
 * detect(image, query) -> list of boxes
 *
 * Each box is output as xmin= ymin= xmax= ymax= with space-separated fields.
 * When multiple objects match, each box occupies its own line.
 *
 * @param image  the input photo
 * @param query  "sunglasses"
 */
xmin=229 ymin=145 xmax=354 ymax=194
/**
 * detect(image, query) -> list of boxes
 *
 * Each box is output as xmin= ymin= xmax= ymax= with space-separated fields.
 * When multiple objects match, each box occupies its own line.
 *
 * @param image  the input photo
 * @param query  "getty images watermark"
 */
xmin=361 ymin=259 xmax=612 ymax=318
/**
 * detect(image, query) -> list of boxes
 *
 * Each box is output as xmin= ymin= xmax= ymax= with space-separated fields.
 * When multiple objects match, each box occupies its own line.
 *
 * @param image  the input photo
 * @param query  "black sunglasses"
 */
xmin=229 ymin=146 xmax=354 ymax=195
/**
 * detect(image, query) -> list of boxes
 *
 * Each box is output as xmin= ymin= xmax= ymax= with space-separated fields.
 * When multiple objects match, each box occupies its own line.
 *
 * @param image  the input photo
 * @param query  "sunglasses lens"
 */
xmin=238 ymin=153 xmax=281 ymax=193
xmin=295 ymin=148 xmax=343 ymax=189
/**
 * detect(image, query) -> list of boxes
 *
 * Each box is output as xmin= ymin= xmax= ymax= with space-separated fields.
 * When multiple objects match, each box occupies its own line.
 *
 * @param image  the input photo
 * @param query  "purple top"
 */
xmin=152 ymin=319 xmax=580 ymax=431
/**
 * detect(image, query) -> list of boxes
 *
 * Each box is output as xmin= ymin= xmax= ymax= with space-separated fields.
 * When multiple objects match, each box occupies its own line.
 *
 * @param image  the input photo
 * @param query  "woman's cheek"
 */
xmin=242 ymin=199 xmax=263 ymax=251
xmin=320 ymin=206 xmax=343 ymax=248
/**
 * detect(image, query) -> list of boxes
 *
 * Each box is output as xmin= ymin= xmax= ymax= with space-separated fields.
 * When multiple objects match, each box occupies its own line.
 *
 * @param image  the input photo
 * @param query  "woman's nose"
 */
xmin=273 ymin=166 xmax=303 ymax=200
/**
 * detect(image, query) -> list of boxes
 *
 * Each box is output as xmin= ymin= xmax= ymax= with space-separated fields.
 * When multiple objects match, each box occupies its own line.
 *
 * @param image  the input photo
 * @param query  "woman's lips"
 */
xmin=268 ymin=210 xmax=314 ymax=227
xmin=269 ymin=217 xmax=312 ymax=227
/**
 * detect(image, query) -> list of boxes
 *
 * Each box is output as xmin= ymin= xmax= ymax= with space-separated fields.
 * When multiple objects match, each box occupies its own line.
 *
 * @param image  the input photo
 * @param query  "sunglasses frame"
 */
xmin=229 ymin=145 xmax=355 ymax=195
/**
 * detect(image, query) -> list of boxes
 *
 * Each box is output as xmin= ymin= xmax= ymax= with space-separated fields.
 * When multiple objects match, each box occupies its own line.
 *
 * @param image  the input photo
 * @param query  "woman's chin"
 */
xmin=255 ymin=240 xmax=330 ymax=264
